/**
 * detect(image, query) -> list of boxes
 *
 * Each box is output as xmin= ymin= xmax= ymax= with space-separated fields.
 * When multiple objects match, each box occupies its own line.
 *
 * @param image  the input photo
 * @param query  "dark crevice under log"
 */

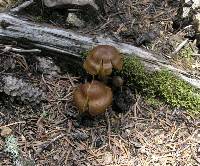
xmin=0 ymin=13 xmax=200 ymax=89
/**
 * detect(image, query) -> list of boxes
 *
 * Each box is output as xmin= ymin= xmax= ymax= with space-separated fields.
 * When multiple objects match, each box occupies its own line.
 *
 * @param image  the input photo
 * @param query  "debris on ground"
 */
xmin=1 ymin=0 xmax=200 ymax=165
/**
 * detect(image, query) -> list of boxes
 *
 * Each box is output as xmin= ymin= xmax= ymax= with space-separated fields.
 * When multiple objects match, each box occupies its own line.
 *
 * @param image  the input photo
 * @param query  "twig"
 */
xmin=64 ymin=147 xmax=72 ymax=165
xmin=14 ymin=53 xmax=29 ymax=70
xmin=0 ymin=112 xmax=5 ymax=116
xmin=105 ymin=112 xmax=112 ymax=150
xmin=42 ymin=74 xmax=54 ymax=92
xmin=191 ymin=145 xmax=200 ymax=164
xmin=67 ymin=74 xmax=75 ymax=87
xmin=172 ymin=39 xmax=189 ymax=55
xmin=192 ymin=53 xmax=200 ymax=57
xmin=0 ymin=121 xmax=26 ymax=129
xmin=10 ymin=0 xmax=34 ymax=13
xmin=3 ymin=45 xmax=41 ymax=54
xmin=36 ymin=133 xmax=65 ymax=155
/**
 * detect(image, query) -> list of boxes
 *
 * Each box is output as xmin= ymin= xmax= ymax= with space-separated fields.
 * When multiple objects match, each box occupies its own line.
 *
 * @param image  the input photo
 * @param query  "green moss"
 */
xmin=35 ymin=16 xmax=44 ymax=22
xmin=178 ymin=45 xmax=193 ymax=59
xmin=116 ymin=56 xmax=200 ymax=113
xmin=81 ymin=51 xmax=89 ymax=59
xmin=145 ymin=97 xmax=164 ymax=107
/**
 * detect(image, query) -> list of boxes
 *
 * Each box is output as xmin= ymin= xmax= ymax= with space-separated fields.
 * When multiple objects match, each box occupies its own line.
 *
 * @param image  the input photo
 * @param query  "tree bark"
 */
xmin=0 ymin=13 xmax=200 ymax=89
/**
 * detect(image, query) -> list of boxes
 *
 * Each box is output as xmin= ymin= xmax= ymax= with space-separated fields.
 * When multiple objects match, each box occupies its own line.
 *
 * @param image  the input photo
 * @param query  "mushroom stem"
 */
xmin=98 ymin=75 xmax=109 ymax=84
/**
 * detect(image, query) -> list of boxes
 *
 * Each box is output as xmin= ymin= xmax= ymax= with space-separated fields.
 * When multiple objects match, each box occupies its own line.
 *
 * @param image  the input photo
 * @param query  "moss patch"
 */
xmin=172 ymin=44 xmax=195 ymax=70
xmin=145 ymin=97 xmax=164 ymax=108
xmin=115 ymin=56 xmax=200 ymax=113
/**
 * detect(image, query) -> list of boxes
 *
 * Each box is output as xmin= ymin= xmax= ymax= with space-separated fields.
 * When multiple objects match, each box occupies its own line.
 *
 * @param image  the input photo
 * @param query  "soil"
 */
xmin=0 ymin=0 xmax=200 ymax=166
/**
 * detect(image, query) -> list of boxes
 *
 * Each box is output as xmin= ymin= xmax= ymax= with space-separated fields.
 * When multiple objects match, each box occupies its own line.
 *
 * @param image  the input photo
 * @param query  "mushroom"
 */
xmin=83 ymin=45 xmax=123 ymax=77
xmin=73 ymin=80 xmax=112 ymax=116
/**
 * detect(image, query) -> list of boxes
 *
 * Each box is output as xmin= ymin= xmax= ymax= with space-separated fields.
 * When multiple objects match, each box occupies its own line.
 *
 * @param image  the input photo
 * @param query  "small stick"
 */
xmin=64 ymin=147 xmax=72 ymax=165
xmin=67 ymin=73 xmax=75 ymax=87
xmin=3 ymin=46 xmax=41 ymax=54
xmin=192 ymin=53 xmax=200 ymax=57
xmin=171 ymin=39 xmax=189 ymax=55
xmin=36 ymin=133 xmax=65 ymax=155
xmin=105 ymin=112 xmax=112 ymax=150
xmin=10 ymin=0 xmax=34 ymax=13
xmin=0 ymin=121 xmax=26 ymax=129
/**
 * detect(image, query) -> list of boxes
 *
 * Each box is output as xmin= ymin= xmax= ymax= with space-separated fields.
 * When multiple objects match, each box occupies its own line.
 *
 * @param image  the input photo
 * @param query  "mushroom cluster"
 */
xmin=73 ymin=45 xmax=123 ymax=116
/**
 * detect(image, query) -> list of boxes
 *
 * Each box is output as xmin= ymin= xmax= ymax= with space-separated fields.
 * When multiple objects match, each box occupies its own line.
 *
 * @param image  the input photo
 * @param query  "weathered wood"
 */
xmin=0 ymin=13 xmax=200 ymax=89
xmin=43 ymin=0 xmax=98 ymax=10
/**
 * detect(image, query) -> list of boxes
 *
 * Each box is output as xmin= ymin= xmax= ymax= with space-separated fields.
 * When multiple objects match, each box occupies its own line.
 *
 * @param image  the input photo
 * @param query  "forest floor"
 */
xmin=0 ymin=0 xmax=200 ymax=165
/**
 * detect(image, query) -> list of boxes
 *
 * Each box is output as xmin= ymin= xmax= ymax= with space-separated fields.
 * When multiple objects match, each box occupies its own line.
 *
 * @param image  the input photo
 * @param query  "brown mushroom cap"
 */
xmin=83 ymin=45 xmax=123 ymax=76
xmin=73 ymin=80 xmax=112 ymax=116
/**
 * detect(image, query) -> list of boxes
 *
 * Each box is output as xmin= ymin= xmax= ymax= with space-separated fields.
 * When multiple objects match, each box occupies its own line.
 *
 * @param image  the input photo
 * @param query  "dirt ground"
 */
xmin=0 ymin=0 xmax=200 ymax=166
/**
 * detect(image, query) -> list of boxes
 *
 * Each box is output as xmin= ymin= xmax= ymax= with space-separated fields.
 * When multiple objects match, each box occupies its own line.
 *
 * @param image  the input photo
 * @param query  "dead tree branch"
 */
xmin=0 ymin=13 xmax=199 ymax=89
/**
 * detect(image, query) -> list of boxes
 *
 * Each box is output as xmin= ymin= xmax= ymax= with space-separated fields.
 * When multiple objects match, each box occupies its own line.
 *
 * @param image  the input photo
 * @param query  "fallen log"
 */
xmin=0 ymin=13 xmax=199 ymax=90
